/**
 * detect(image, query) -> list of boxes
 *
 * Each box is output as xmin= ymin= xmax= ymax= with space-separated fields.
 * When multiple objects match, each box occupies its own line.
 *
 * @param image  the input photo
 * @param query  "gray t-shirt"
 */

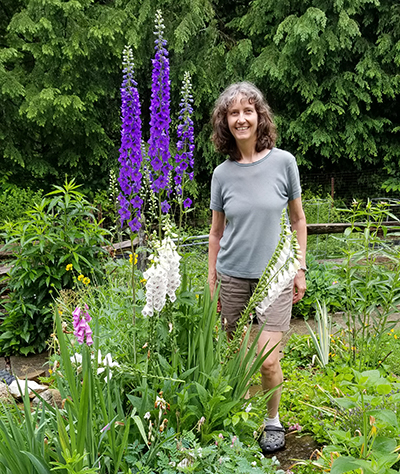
xmin=210 ymin=147 xmax=302 ymax=279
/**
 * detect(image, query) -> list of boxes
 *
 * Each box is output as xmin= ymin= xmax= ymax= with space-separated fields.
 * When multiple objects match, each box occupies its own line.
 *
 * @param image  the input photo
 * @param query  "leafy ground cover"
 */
xmin=2 ymin=220 xmax=400 ymax=473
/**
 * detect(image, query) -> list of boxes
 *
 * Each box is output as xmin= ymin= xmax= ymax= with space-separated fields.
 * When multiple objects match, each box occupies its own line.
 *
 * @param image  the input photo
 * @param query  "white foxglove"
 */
xmin=142 ymin=237 xmax=181 ymax=316
xmin=256 ymin=230 xmax=300 ymax=314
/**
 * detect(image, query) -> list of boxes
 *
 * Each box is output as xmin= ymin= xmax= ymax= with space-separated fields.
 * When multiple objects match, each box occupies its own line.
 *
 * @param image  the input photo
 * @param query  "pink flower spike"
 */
xmin=101 ymin=423 xmax=111 ymax=433
xmin=72 ymin=304 xmax=93 ymax=346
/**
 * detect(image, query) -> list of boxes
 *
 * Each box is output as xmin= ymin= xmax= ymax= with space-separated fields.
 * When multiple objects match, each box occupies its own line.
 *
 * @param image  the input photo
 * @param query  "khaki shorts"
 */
xmin=218 ymin=272 xmax=293 ymax=333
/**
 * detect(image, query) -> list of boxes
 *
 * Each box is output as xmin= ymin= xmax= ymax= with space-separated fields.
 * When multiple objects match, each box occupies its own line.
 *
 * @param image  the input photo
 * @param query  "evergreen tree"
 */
xmin=1 ymin=0 xmax=399 ymax=192
xmin=230 ymin=0 xmax=400 ymax=176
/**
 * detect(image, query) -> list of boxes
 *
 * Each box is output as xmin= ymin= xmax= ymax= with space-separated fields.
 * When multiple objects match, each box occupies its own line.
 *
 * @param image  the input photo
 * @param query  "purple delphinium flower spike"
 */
xmin=174 ymin=72 xmax=194 ymax=208
xmin=117 ymin=46 xmax=143 ymax=232
xmin=148 ymin=10 xmax=172 ymax=204
xmin=72 ymin=305 xmax=93 ymax=346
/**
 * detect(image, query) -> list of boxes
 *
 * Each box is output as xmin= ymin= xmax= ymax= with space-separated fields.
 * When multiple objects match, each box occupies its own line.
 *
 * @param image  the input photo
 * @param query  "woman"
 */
xmin=208 ymin=82 xmax=307 ymax=453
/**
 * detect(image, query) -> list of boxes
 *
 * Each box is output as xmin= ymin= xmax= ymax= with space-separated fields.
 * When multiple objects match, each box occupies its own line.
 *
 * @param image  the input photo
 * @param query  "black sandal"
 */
xmin=259 ymin=425 xmax=285 ymax=453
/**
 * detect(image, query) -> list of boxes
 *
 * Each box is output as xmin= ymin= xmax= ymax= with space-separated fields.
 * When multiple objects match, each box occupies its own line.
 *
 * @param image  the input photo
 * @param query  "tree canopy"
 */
xmin=0 ymin=0 xmax=399 ymax=192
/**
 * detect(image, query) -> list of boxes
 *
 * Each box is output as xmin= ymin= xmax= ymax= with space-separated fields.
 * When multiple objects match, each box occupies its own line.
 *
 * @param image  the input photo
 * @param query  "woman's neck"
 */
xmin=237 ymin=143 xmax=270 ymax=163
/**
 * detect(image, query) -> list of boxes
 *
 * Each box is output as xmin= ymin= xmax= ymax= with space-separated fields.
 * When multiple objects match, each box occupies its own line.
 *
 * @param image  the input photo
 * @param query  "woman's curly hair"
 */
xmin=211 ymin=82 xmax=277 ymax=161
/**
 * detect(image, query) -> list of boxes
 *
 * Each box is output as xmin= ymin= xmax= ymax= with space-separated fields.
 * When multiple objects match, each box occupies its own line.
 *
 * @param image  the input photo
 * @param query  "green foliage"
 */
xmin=279 ymin=357 xmax=355 ymax=444
xmin=305 ymin=300 xmax=332 ymax=368
xmin=233 ymin=0 xmax=400 ymax=174
xmin=300 ymin=370 xmax=400 ymax=474
xmin=336 ymin=200 xmax=400 ymax=369
xmin=0 ymin=0 xmax=225 ymax=190
xmin=377 ymin=330 xmax=400 ymax=377
xmin=0 ymin=185 xmax=42 ymax=229
xmin=292 ymin=255 xmax=344 ymax=319
xmin=0 ymin=179 xmax=110 ymax=355
xmin=302 ymin=193 xmax=346 ymax=259
xmin=2 ymin=0 xmax=399 ymax=194
xmin=125 ymin=428 xmax=284 ymax=473
xmin=382 ymin=176 xmax=400 ymax=193
xmin=0 ymin=0 xmax=128 ymax=189
xmin=0 ymin=385 xmax=55 ymax=474
xmin=54 ymin=310 xmax=131 ymax=474
xmin=283 ymin=333 xmax=316 ymax=367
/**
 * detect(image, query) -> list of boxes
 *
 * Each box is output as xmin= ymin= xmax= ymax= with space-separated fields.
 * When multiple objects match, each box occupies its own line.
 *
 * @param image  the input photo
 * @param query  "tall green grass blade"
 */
xmin=21 ymin=452 xmax=51 ymax=474
xmin=76 ymin=370 xmax=90 ymax=462
xmin=114 ymin=417 xmax=131 ymax=474
xmin=55 ymin=309 xmax=79 ymax=404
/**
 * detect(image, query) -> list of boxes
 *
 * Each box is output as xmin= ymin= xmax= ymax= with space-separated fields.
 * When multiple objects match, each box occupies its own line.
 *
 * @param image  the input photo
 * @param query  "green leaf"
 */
xmin=232 ymin=414 xmax=240 ymax=426
xmin=132 ymin=415 xmax=147 ymax=445
xmin=368 ymin=409 xmax=398 ymax=428
xmin=330 ymin=456 xmax=363 ymax=474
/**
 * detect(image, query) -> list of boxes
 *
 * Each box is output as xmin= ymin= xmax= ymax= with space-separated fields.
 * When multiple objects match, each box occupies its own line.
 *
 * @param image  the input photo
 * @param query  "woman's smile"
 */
xmin=227 ymin=94 xmax=258 ymax=143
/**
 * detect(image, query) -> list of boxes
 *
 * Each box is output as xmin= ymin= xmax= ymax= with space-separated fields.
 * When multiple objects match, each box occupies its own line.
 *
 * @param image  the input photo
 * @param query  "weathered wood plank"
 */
xmin=307 ymin=221 xmax=400 ymax=235
xmin=105 ymin=237 xmax=139 ymax=252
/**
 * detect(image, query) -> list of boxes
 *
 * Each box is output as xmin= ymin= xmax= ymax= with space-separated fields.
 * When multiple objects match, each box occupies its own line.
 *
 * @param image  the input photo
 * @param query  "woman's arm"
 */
xmin=288 ymin=197 xmax=307 ymax=304
xmin=208 ymin=210 xmax=226 ymax=298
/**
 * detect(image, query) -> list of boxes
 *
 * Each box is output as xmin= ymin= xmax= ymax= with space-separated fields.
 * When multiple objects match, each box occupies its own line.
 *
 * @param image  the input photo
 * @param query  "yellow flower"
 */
xmin=48 ymin=369 xmax=53 ymax=375
xmin=78 ymin=274 xmax=84 ymax=281
xmin=66 ymin=264 xmax=73 ymax=271
xmin=395 ymin=335 xmax=398 ymax=340
xmin=58 ymin=309 xmax=63 ymax=315
xmin=83 ymin=277 xmax=90 ymax=285
xmin=129 ymin=253 xmax=138 ymax=265
xmin=140 ymin=278 xmax=147 ymax=284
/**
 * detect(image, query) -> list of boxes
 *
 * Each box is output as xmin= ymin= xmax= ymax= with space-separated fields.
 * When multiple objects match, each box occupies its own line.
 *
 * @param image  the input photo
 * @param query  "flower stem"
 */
xmin=130 ymin=238 xmax=136 ymax=364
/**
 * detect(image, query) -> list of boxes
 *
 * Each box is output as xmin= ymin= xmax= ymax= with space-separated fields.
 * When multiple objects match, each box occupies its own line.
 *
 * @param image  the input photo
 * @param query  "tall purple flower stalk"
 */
xmin=117 ymin=46 xmax=143 ymax=232
xmin=175 ymin=72 xmax=195 ymax=210
xmin=148 ymin=10 xmax=172 ymax=213
xmin=73 ymin=304 xmax=93 ymax=346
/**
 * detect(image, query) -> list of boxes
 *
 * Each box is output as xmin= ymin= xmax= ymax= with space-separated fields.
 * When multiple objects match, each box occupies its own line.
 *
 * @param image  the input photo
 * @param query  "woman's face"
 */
xmin=227 ymin=94 xmax=258 ymax=145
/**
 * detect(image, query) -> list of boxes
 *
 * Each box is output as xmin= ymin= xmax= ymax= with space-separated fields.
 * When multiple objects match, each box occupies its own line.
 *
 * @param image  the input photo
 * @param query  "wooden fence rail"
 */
xmin=0 ymin=221 xmax=399 ymax=262
xmin=307 ymin=221 xmax=400 ymax=235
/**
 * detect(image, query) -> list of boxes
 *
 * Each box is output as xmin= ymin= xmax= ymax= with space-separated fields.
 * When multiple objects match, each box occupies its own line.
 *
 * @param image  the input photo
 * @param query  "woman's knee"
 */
xmin=260 ymin=357 xmax=281 ymax=377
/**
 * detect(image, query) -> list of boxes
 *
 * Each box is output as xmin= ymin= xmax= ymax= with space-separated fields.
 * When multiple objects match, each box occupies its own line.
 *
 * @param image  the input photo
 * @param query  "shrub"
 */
xmin=0 ymin=179 xmax=110 ymax=355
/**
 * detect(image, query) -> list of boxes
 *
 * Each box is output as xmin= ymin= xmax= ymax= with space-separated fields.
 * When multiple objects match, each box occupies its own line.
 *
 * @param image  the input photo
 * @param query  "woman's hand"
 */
xmin=293 ymin=269 xmax=306 ymax=304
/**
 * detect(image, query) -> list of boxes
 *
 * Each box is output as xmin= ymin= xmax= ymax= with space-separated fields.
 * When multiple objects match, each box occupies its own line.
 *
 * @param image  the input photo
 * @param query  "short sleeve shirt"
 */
xmin=210 ymin=147 xmax=302 ymax=279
